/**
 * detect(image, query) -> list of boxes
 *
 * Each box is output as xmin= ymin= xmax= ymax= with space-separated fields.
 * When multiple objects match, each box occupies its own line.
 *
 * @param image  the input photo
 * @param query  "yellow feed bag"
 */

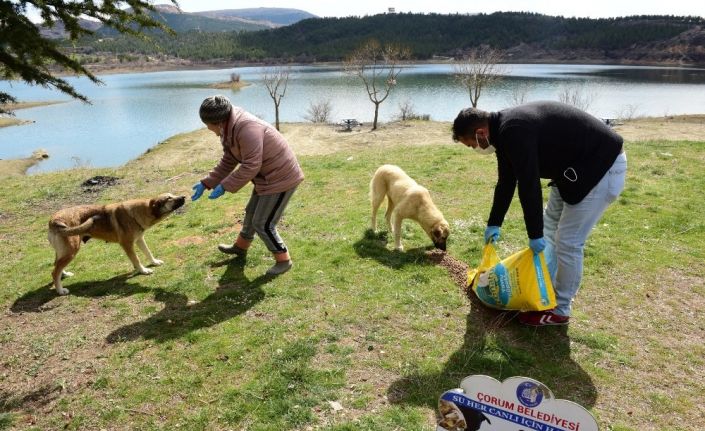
xmin=467 ymin=242 xmax=556 ymax=311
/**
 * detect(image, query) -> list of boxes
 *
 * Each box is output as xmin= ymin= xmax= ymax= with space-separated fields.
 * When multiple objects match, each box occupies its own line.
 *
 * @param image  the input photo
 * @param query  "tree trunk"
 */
xmin=372 ymin=102 xmax=380 ymax=130
xmin=275 ymin=103 xmax=280 ymax=130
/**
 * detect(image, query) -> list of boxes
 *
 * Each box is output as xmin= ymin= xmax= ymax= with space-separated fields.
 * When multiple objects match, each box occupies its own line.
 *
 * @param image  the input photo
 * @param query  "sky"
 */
xmin=173 ymin=0 xmax=705 ymax=19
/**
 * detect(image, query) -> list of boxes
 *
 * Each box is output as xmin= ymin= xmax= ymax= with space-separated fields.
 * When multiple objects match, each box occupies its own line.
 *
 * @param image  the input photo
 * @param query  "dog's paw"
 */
xmin=61 ymin=270 xmax=74 ymax=278
xmin=150 ymin=259 xmax=164 ymax=267
xmin=136 ymin=267 xmax=154 ymax=275
xmin=56 ymin=287 xmax=70 ymax=295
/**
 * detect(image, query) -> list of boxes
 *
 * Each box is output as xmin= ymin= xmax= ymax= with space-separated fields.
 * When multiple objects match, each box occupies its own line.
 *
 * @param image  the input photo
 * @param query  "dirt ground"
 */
xmin=612 ymin=114 xmax=705 ymax=141
xmin=4 ymin=115 xmax=705 ymax=177
xmin=130 ymin=115 xmax=705 ymax=171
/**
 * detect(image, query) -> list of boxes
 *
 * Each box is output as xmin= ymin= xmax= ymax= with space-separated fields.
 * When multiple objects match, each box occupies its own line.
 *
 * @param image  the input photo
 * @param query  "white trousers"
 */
xmin=544 ymin=152 xmax=627 ymax=316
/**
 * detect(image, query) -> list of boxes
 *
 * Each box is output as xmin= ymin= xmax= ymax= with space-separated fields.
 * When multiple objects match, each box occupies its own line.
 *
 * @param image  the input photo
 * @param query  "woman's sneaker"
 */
xmin=518 ymin=310 xmax=570 ymax=326
xmin=217 ymin=243 xmax=248 ymax=257
xmin=266 ymin=260 xmax=292 ymax=275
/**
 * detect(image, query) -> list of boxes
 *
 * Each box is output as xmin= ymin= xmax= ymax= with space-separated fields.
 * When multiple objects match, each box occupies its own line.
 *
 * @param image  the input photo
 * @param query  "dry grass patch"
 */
xmin=615 ymin=114 xmax=705 ymax=141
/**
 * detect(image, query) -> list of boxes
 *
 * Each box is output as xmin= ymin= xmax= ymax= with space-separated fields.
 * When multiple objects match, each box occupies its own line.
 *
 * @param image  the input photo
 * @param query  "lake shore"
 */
xmin=3 ymin=115 xmax=704 ymax=178
xmin=0 ymin=149 xmax=50 ymax=177
xmin=83 ymin=114 xmax=705 ymax=173
xmin=0 ymin=101 xmax=65 ymax=128
xmin=76 ymin=57 xmax=702 ymax=77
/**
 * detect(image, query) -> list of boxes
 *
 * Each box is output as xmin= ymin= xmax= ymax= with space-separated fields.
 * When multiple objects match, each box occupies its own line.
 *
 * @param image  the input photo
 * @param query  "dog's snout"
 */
xmin=174 ymin=196 xmax=186 ymax=209
xmin=434 ymin=241 xmax=447 ymax=251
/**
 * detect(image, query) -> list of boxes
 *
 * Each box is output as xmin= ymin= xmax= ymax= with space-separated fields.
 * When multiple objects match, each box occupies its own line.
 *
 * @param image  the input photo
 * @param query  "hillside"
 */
xmin=237 ymin=12 xmax=705 ymax=64
xmin=39 ymin=5 xmax=310 ymax=39
xmin=38 ymin=18 xmax=103 ymax=39
xmin=68 ymin=12 xmax=705 ymax=66
xmin=95 ymin=6 xmax=270 ymax=35
xmin=194 ymin=7 xmax=318 ymax=28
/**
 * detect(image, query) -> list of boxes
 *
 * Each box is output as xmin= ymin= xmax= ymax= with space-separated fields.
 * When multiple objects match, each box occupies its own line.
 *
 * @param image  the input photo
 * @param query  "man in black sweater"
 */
xmin=452 ymin=101 xmax=627 ymax=326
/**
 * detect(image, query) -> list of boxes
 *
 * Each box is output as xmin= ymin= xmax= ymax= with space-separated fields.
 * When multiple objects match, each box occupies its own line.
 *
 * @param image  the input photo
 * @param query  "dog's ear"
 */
xmin=433 ymin=223 xmax=449 ymax=240
xmin=432 ymin=226 xmax=442 ymax=240
xmin=150 ymin=196 xmax=166 ymax=218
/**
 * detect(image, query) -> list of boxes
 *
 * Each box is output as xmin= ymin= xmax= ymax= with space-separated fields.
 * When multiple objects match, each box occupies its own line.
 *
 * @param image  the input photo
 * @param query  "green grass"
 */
xmin=0 ymin=135 xmax=703 ymax=430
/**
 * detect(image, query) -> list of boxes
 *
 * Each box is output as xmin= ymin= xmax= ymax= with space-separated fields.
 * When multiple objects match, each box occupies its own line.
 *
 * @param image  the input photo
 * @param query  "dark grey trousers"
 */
xmin=239 ymin=186 xmax=297 ymax=253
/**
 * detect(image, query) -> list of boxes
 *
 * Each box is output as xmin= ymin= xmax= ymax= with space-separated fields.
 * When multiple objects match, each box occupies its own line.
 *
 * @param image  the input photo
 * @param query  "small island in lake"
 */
xmin=208 ymin=72 xmax=250 ymax=91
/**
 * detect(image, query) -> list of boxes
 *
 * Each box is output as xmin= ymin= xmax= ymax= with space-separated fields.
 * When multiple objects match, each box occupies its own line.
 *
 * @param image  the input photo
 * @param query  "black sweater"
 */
xmin=487 ymin=101 xmax=623 ymax=239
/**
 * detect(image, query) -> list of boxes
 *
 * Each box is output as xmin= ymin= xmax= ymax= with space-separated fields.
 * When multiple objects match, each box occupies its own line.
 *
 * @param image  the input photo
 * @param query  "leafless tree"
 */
xmin=261 ymin=66 xmax=292 ymax=130
xmin=453 ymin=47 xmax=507 ymax=108
xmin=305 ymin=99 xmax=333 ymax=123
xmin=396 ymin=99 xmax=418 ymax=121
xmin=344 ymin=39 xmax=410 ymax=130
xmin=615 ymin=103 xmax=640 ymax=121
xmin=557 ymin=83 xmax=595 ymax=112
xmin=509 ymin=81 xmax=534 ymax=106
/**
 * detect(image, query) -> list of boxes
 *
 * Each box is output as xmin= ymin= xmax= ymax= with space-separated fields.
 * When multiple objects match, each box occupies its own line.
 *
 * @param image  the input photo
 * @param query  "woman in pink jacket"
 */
xmin=191 ymin=95 xmax=304 ymax=275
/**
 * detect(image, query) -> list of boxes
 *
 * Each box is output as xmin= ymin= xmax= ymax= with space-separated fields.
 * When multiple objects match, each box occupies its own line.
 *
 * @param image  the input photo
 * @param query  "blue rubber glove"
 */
xmin=191 ymin=182 xmax=206 ymax=201
xmin=208 ymin=184 xmax=225 ymax=199
xmin=484 ymin=226 xmax=500 ymax=243
xmin=529 ymin=237 xmax=546 ymax=254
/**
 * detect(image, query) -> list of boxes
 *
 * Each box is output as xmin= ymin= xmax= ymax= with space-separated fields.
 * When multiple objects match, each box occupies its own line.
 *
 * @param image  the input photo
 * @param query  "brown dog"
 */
xmin=370 ymin=164 xmax=450 ymax=251
xmin=47 ymin=193 xmax=186 ymax=295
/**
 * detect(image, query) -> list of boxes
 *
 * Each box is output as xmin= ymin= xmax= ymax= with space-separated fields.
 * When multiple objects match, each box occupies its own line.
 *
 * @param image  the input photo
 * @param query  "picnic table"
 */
xmin=601 ymin=118 xmax=623 ymax=128
xmin=338 ymin=118 xmax=362 ymax=131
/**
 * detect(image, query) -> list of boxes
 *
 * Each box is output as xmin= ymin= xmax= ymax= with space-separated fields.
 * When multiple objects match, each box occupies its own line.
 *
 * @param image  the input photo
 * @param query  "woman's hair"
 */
xmin=452 ymin=107 xmax=491 ymax=141
xmin=199 ymin=95 xmax=232 ymax=124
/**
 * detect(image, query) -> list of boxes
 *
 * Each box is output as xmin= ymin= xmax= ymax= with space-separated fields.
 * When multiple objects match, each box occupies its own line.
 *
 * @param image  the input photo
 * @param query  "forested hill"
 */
xmin=239 ymin=13 xmax=705 ymax=63
xmin=74 ymin=12 xmax=705 ymax=65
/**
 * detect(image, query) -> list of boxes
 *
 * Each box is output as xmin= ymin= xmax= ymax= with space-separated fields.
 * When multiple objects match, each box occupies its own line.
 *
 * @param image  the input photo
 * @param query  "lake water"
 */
xmin=2 ymin=63 xmax=705 ymax=173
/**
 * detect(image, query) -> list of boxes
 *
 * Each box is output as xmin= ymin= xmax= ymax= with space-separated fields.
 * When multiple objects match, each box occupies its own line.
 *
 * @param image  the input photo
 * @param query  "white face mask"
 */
xmin=473 ymin=133 xmax=496 ymax=155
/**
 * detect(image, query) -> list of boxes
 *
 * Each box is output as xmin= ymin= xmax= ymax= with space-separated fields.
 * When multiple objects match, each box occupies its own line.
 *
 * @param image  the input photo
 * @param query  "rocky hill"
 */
xmin=192 ymin=7 xmax=318 ymax=28
xmin=38 ymin=5 xmax=315 ymax=39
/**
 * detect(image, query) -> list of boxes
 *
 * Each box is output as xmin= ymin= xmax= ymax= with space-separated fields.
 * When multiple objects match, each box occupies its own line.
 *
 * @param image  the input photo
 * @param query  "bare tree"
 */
xmin=261 ymin=66 xmax=291 ymax=130
xmin=453 ymin=47 xmax=507 ymax=108
xmin=396 ymin=99 xmax=418 ymax=121
xmin=509 ymin=81 xmax=534 ymax=106
xmin=615 ymin=103 xmax=640 ymax=121
xmin=344 ymin=39 xmax=410 ymax=130
xmin=305 ymin=99 xmax=333 ymax=123
xmin=557 ymin=83 xmax=595 ymax=112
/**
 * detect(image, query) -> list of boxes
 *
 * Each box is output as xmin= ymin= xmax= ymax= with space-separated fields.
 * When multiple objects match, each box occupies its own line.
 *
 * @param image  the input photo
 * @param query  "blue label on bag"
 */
xmin=533 ymin=253 xmax=550 ymax=306
xmin=494 ymin=263 xmax=511 ymax=305
xmin=475 ymin=285 xmax=499 ymax=306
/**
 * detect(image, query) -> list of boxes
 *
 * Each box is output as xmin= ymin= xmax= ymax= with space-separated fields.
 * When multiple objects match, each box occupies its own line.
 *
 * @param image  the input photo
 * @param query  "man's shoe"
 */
xmin=266 ymin=260 xmax=292 ymax=275
xmin=518 ymin=310 xmax=570 ymax=326
xmin=218 ymin=243 xmax=248 ymax=256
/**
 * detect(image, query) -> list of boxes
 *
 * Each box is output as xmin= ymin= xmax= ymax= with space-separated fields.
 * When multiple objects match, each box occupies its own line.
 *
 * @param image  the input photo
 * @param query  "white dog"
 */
xmin=370 ymin=164 xmax=450 ymax=251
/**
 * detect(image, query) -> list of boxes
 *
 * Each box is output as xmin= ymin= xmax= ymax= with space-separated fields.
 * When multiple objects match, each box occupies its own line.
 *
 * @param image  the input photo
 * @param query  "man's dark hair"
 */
xmin=452 ymin=107 xmax=491 ymax=141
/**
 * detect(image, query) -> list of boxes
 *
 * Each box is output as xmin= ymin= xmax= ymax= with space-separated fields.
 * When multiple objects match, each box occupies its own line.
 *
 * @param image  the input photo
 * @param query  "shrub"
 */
xmin=304 ymin=99 xmax=333 ymax=123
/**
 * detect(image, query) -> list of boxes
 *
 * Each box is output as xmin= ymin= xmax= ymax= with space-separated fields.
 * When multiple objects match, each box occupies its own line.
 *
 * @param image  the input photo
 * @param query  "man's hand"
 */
xmin=191 ymin=182 xmax=206 ymax=201
xmin=529 ymin=237 xmax=546 ymax=254
xmin=484 ymin=226 xmax=500 ymax=243
xmin=208 ymin=184 xmax=225 ymax=200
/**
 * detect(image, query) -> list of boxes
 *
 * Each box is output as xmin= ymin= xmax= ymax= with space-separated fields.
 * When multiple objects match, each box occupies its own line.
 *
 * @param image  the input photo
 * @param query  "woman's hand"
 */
xmin=208 ymin=184 xmax=225 ymax=199
xmin=191 ymin=182 xmax=206 ymax=201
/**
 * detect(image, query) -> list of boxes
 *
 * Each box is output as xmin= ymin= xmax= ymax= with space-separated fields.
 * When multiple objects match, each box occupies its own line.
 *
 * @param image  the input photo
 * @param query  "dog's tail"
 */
xmin=50 ymin=216 xmax=97 ymax=236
